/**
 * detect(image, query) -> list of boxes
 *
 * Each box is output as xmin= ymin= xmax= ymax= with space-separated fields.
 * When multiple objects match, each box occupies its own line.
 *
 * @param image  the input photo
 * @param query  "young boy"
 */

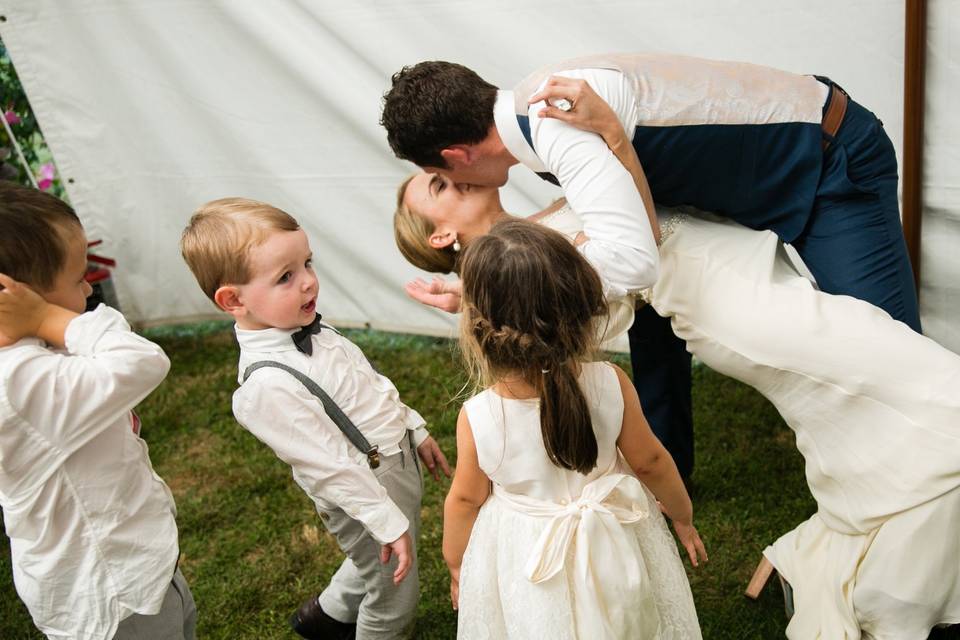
xmin=0 ymin=182 xmax=195 ymax=639
xmin=180 ymin=197 xmax=449 ymax=640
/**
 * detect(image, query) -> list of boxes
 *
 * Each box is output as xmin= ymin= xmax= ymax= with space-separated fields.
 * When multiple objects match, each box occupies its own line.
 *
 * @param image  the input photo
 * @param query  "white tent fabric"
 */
xmin=0 ymin=0 xmax=955 ymax=352
xmin=919 ymin=0 xmax=960 ymax=354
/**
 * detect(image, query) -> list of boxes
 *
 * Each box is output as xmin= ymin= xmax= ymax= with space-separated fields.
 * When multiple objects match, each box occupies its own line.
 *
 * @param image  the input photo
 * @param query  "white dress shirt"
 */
xmin=494 ymin=68 xmax=659 ymax=300
xmin=232 ymin=323 xmax=428 ymax=545
xmin=0 ymin=305 xmax=179 ymax=640
xmin=537 ymin=203 xmax=638 ymax=346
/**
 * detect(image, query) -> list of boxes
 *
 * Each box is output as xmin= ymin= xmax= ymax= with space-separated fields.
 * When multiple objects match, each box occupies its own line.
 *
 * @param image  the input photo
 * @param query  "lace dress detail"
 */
xmin=658 ymin=209 xmax=690 ymax=244
xmin=535 ymin=202 xmax=586 ymax=242
xmin=539 ymin=201 xmax=690 ymax=244
xmin=537 ymin=202 xmax=691 ymax=307
xmin=636 ymin=208 xmax=690 ymax=305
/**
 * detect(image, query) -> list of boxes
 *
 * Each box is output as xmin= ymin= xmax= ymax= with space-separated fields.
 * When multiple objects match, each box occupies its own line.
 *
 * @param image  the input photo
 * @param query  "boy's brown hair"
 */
xmin=180 ymin=197 xmax=299 ymax=302
xmin=0 ymin=181 xmax=83 ymax=291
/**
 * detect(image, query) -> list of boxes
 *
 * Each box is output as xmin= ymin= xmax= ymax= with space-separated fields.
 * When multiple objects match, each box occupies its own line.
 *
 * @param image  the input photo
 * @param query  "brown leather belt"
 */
xmin=821 ymin=84 xmax=848 ymax=151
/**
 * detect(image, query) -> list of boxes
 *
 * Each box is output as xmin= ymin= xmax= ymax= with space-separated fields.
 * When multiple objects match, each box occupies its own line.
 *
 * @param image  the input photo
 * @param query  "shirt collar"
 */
xmin=493 ymin=90 xmax=547 ymax=172
xmin=234 ymin=324 xmax=300 ymax=353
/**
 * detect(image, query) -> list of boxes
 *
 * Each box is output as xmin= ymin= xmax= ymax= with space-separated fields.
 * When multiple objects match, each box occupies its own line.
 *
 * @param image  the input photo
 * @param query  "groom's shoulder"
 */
xmin=514 ymin=53 xmax=650 ymax=96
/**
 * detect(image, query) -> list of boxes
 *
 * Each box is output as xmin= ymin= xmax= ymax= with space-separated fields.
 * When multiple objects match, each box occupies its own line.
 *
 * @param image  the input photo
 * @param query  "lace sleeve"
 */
xmin=657 ymin=210 xmax=689 ymax=244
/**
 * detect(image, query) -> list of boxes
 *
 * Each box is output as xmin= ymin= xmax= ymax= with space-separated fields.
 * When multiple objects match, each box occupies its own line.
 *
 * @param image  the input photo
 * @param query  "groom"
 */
xmin=380 ymin=54 xmax=921 ymax=482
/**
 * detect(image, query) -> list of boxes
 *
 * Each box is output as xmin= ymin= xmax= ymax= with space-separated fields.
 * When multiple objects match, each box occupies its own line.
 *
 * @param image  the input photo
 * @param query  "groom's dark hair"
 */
xmin=381 ymin=61 xmax=498 ymax=169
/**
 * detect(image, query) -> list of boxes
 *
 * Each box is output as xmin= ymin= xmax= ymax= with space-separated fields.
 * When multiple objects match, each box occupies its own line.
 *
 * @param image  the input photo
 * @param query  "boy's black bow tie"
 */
xmin=292 ymin=314 xmax=323 ymax=356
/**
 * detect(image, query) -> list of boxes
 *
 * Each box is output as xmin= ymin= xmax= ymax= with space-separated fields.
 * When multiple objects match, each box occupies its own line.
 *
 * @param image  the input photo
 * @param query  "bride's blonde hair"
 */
xmin=393 ymin=175 xmax=460 ymax=274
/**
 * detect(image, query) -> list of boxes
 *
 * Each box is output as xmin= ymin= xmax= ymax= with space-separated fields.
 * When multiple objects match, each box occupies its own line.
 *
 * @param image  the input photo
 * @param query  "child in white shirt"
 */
xmin=180 ymin=197 xmax=449 ymax=640
xmin=0 ymin=182 xmax=194 ymax=640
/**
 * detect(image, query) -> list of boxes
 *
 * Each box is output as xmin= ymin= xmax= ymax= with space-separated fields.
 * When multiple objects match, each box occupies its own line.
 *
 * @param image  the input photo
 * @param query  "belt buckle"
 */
xmin=367 ymin=445 xmax=380 ymax=469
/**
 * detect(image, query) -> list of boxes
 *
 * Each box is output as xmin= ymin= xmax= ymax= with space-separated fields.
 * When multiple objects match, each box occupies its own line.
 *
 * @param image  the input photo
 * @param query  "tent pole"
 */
xmin=902 ymin=0 xmax=927 ymax=291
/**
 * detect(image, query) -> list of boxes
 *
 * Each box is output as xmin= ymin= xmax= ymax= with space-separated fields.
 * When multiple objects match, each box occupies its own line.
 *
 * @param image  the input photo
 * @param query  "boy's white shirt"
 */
xmin=0 ymin=305 xmax=179 ymax=640
xmin=232 ymin=323 xmax=428 ymax=545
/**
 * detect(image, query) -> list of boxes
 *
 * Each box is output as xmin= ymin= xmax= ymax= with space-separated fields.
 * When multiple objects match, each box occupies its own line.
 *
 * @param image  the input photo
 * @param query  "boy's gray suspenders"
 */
xmin=242 ymin=360 xmax=380 ymax=469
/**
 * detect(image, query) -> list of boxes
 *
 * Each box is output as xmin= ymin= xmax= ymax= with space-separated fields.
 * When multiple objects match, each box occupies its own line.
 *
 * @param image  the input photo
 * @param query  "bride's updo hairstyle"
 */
xmin=393 ymin=176 xmax=459 ymax=274
xmin=458 ymin=219 xmax=608 ymax=474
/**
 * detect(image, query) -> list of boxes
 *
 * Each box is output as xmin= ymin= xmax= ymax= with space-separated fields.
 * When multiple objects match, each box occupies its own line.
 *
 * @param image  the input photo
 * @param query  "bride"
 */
xmin=391 ymin=80 xmax=960 ymax=638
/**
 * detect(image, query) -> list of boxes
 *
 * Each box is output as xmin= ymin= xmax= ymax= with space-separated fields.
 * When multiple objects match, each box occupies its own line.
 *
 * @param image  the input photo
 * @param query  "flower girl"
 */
xmin=442 ymin=220 xmax=705 ymax=639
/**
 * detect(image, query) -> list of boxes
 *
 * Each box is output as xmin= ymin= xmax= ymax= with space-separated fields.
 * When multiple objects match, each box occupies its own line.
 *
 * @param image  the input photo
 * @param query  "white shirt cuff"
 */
xmin=363 ymin=499 xmax=410 ymax=545
xmin=410 ymin=425 xmax=430 ymax=448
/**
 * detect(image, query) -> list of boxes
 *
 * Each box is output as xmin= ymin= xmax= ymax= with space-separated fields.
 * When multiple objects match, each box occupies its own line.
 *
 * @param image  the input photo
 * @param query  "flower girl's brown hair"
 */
xmin=458 ymin=219 xmax=608 ymax=474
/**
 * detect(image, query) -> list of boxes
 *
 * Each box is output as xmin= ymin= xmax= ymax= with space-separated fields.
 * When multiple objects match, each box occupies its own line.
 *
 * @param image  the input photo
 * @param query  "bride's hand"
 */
xmin=404 ymin=276 xmax=462 ymax=313
xmin=672 ymin=520 xmax=708 ymax=568
xmin=528 ymin=76 xmax=624 ymax=144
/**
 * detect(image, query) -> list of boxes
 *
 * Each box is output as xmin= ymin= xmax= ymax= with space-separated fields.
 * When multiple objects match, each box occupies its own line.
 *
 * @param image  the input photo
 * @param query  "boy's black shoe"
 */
xmin=289 ymin=596 xmax=356 ymax=640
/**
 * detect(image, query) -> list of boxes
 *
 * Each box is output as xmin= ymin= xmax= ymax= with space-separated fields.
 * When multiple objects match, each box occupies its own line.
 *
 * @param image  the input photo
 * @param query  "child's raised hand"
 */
xmin=672 ymin=520 xmax=708 ymax=568
xmin=417 ymin=435 xmax=452 ymax=482
xmin=380 ymin=530 xmax=414 ymax=585
xmin=0 ymin=273 xmax=48 ymax=345
xmin=404 ymin=276 xmax=462 ymax=313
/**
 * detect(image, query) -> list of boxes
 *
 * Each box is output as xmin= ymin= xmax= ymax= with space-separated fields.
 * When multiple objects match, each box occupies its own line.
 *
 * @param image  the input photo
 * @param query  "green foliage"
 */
xmin=0 ymin=36 xmax=65 ymax=198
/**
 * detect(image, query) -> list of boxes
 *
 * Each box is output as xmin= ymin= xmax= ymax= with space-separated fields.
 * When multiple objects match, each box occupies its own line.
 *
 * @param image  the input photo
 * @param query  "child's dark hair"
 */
xmin=0 ymin=181 xmax=82 ymax=291
xmin=458 ymin=219 xmax=608 ymax=474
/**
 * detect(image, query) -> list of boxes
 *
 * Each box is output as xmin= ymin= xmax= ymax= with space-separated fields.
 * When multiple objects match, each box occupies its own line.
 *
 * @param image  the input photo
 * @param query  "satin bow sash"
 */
xmin=493 ymin=473 xmax=662 ymax=639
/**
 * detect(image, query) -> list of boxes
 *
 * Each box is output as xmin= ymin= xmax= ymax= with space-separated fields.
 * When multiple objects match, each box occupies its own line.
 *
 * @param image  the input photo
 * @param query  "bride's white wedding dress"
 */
xmin=543 ymin=204 xmax=960 ymax=639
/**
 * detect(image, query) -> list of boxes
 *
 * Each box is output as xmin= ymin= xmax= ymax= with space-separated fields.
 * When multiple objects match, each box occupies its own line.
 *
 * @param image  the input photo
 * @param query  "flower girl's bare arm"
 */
xmin=442 ymin=408 xmax=491 ymax=607
xmin=613 ymin=364 xmax=707 ymax=566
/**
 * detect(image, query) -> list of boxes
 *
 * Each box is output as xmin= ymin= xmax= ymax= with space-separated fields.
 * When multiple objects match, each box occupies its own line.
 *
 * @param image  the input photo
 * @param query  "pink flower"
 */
xmin=37 ymin=163 xmax=55 ymax=191
xmin=3 ymin=110 xmax=21 ymax=125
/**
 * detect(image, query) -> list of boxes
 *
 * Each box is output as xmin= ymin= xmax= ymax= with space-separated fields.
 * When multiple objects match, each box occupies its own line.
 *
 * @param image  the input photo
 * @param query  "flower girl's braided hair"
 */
xmin=458 ymin=219 xmax=608 ymax=474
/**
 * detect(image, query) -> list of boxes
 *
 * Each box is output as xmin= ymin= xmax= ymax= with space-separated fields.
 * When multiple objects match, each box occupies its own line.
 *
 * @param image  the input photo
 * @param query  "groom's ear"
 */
xmin=440 ymin=145 xmax=472 ymax=167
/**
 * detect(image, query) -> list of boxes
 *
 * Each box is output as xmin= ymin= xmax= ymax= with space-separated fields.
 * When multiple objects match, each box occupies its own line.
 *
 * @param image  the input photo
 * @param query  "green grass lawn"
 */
xmin=2 ymin=323 xmax=818 ymax=639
